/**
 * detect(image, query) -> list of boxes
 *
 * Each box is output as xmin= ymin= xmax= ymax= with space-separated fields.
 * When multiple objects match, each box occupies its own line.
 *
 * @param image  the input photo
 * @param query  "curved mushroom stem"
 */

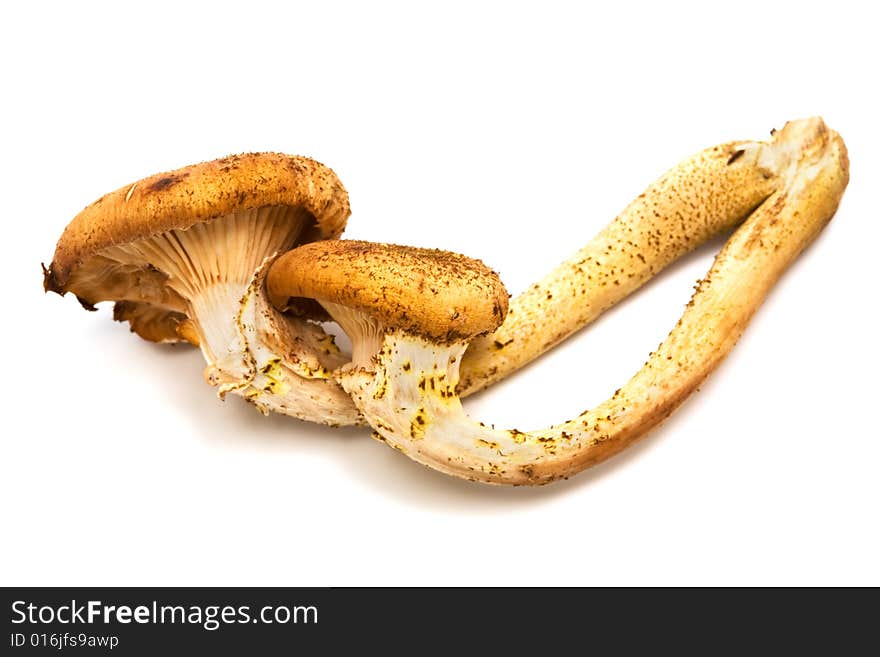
xmin=234 ymin=259 xmax=361 ymax=425
xmin=459 ymin=130 xmax=792 ymax=395
xmin=336 ymin=118 xmax=848 ymax=484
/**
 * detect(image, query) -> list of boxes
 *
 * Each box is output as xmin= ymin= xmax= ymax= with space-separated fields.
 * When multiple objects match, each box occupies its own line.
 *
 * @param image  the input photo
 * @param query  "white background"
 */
xmin=2 ymin=1 xmax=877 ymax=586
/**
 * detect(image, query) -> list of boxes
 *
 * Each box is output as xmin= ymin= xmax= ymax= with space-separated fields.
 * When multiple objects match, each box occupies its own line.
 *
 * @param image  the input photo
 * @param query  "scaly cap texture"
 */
xmin=45 ymin=152 xmax=350 ymax=294
xmin=267 ymin=240 xmax=509 ymax=343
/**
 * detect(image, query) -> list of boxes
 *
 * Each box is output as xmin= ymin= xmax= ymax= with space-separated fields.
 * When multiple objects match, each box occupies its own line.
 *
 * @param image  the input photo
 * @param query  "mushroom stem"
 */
xmin=193 ymin=281 xmax=260 ymax=388
xmin=234 ymin=260 xmax=361 ymax=424
xmin=458 ymin=132 xmax=788 ymax=395
xmin=335 ymin=118 xmax=848 ymax=484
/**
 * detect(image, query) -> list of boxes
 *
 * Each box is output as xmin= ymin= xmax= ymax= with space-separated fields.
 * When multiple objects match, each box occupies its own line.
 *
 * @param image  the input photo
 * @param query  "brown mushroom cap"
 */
xmin=45 ymin=153 xmax=349 ymax=293
xmin=267 ymin=240 xmax=509 ymax=342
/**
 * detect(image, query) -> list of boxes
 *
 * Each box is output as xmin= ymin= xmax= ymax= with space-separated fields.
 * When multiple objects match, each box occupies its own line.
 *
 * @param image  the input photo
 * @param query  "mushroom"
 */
xmin=44 ymin=123 xmax=804 ymax=428
xmin=266 ymin=117 xmax=848 ymax=484
xmin=43 ymin=153 xmax=360 ymax=425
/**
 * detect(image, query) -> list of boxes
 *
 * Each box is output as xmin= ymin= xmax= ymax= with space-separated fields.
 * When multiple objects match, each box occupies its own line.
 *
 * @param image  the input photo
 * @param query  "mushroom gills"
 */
xmin=69 ymin=205 xmax=310 ymax=390
xmin=320 ymin=301 xmax=386 ymax=369
xmin=113 ymin=301 xmax=190 ymax=344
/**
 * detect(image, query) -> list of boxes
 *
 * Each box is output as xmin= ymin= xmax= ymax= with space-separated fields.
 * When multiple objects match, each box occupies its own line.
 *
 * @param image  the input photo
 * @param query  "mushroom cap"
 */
xmin=266 ymin=240 xmax=509 ymax=342
xmin=44 ymin=152 xmax=350 ymax=293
